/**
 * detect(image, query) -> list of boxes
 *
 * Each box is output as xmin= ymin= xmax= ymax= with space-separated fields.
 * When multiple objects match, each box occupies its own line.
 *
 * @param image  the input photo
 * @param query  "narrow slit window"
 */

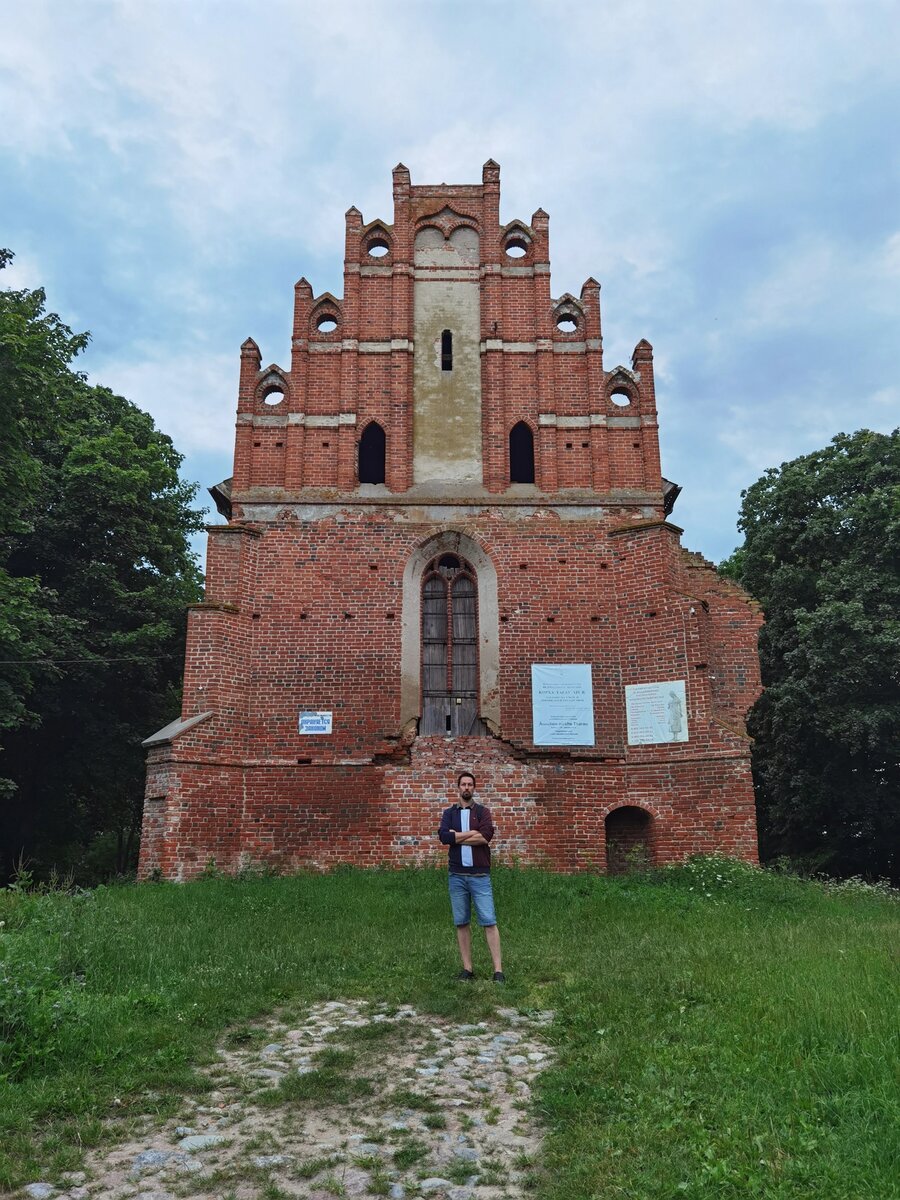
xmin=441 ymin=329 xmax=453 ymax=371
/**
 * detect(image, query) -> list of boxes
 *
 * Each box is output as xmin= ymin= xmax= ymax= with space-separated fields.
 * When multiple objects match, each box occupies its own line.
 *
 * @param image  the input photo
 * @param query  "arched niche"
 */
xmin=414 ymin=224 xmax=480 ymax=267
xmin=401 ymin=530 xmax=499 ymax=733
xmin=448 ymin=225 xmax=479 ymax=263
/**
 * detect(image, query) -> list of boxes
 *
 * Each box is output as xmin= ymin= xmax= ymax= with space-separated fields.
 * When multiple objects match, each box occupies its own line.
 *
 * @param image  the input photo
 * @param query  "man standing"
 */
xmin=438 ymin=771 xmax=505 ymax=982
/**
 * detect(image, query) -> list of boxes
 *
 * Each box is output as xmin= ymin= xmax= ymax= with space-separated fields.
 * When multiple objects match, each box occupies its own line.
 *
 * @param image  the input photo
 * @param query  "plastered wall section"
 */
xmin=412 ymin=229 xmax=483 ymax=484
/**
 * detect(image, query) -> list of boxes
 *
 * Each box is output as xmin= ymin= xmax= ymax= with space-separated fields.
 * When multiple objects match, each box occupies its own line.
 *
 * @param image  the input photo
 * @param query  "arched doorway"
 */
xmin=605 ymin=806 xmax=654 ymax=874
xmin=421 ymin=554 xmax=487 ymax=736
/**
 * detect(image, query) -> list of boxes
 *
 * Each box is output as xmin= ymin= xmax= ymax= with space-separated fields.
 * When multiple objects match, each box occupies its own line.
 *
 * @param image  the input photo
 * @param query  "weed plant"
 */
xmin=0 ymin=860 xmax=897 ymax=1198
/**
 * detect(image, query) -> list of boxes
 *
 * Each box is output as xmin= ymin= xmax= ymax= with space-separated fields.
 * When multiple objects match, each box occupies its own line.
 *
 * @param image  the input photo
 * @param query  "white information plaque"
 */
xmin=298 ymin=710 xmax=333 ymax=735
xmin=625 ymin=680 xmax=688 ymax=745
xmin=531 ymin=663 xmax=595 ymax=746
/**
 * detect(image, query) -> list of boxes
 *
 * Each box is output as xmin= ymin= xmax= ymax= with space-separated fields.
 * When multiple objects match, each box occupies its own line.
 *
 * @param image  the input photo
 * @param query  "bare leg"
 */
xmin=483 ymin=924 xmax=502 ymax=974
xmin=456 ymin=924 xmax=473 ymax=972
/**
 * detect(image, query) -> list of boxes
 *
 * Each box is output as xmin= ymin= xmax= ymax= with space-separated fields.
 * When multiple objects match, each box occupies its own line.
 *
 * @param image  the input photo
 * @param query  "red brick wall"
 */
xmin=141 ymin=508 xmax=761 ymax=880
xmin=140 ymin=162 xmax=762 ymax=881
xmin=141 ymin=734 xmax=759 ymax=880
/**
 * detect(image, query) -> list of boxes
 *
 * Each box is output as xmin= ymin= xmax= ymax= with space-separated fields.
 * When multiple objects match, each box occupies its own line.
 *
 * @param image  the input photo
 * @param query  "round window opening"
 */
xmin=556 ymin=313 xmax=578 ymax=333
xmin=367 ymin=238 xmax=390 ymax=258
xmin=611 ymin=391 xmax=631 ymax=407
xmin=317 ymin=315 xmax=339 ymax=333
xmin=263 ymin=389 xmax=285 ymax=407
xmin=505 ymin=237 xmax=529 ymax=259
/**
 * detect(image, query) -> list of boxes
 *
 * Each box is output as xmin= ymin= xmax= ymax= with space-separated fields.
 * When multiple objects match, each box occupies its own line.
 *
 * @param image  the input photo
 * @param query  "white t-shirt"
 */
xmin=459 ymin=806 xmax=474 ymax=868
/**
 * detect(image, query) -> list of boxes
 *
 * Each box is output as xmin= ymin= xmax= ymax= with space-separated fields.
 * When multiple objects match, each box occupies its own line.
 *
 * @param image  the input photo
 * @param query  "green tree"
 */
xmin=727 ymin=429 xmax=900 ymax=881
xmin=0 ymin=252 xmax=204 ymax=881
xmin=0 ymin=250 xmax=84 ymax=771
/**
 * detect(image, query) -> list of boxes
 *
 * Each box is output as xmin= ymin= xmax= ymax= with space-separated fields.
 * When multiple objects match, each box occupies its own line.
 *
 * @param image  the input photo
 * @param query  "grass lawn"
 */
xmin=1 ymin=858 xmax=898 ymax=1198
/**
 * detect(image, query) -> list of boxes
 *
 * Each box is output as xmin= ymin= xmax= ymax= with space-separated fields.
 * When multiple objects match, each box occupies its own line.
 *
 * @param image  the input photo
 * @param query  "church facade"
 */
xmin=139 ymin=162 xmax=762 ymax=880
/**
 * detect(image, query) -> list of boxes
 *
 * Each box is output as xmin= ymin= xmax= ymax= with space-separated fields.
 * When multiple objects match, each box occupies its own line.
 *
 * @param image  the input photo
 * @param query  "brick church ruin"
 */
xmin=139 ymin=161 xmax=762 ymax=880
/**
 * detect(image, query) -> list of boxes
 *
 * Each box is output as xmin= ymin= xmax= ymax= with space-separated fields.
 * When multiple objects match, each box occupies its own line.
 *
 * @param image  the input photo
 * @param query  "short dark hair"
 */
xmin=457 ymin=771 xmax=476 ymax=788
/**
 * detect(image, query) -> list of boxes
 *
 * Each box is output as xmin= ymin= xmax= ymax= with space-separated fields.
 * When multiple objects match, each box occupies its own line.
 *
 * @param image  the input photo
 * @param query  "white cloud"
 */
xmin=881 ymin=232 xmax=900 ymax=278
xmin=716 ymin=386 xmax=897 ymax=481
xmin=871 ymin=385 xmax=900 ymax=410
xmin=550 ymin=0 xmax=899 ymax=133
xmin=4 ymin=0 xmax=896 ymax=253
xmin=739 ymin=236 xmax=839 ymax=329
xmin=0 ymin=250 xmax=47 ymax=291
xmin=2 ymin=0 xmax=898 ymax=564
xmin=89 ymin=349 xmax=238 ymax=456
xmin=715 ymin=228 xmax=900 ymax=347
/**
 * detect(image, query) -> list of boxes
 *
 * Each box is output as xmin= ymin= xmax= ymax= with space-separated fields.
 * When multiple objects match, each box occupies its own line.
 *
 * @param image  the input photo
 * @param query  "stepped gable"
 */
xmin=140 ymin=163 xmax=762 ymax=880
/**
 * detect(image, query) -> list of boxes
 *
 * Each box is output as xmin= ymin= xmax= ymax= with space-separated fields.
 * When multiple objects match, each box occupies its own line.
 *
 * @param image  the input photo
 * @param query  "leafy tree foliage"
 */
xmin=0 ymin=252 xmax=204 ymax=881
xmin=726 ymin=429 xmax=900 ymax=881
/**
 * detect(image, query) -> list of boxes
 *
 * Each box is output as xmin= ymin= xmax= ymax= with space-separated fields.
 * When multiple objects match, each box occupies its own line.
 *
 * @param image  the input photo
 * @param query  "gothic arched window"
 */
xmin=420 ymin=555 xmax=486 ymax=736
xmin=358 ymin=421 xmax=386 ymax=484
xmin=509 ymin=421 xmax=535 ymax=484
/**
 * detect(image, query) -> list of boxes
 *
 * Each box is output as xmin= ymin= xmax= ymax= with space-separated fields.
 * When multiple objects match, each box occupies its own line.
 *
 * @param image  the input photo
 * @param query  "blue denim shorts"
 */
xmin=449 ymin=873 xmax=497 ymax=927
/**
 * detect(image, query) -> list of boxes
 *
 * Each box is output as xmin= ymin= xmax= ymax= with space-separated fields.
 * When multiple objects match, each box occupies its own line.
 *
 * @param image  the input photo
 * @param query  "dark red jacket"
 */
xmin=438 ymin=803 xmax=495 ymax=873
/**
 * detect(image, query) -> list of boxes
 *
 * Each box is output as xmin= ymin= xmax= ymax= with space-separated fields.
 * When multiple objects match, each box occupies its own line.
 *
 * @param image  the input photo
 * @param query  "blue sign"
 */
xmin=298 ymin=710 xmax=333 ymax=735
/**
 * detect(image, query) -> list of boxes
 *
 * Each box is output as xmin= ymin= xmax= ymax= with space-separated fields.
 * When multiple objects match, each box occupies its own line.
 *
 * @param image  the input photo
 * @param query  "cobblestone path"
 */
xmin=23 ymin=1000 xmax=554 ymax=1200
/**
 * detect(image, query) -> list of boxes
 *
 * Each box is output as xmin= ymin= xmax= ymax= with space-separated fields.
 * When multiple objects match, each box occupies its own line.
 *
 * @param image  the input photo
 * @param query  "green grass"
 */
xmin=445 ymin=1157 xmax=478 ymax=1184
xmin=257 ymin=1064 xmax=373 ymax=1108
xmin=292 ymin=1153 xmax=340 ymax=1180
xmin=1 ymin=860 xmax=898 ymax=1198
xmin=391 ymin=1137 xmax=430 ymax=1170
xmin=388 ymin=1086 xmax=441 ymax=1113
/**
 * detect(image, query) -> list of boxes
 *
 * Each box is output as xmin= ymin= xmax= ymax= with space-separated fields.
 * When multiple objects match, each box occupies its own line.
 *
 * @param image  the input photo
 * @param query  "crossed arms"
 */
xmin=450 ymin=828 xmax=489 ymax=846
xmin=438 ymin=807 xmax=494 ymax=847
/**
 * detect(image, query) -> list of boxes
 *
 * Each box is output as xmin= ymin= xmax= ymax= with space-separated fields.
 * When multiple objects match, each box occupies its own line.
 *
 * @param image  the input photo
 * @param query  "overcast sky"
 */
xmin=2 ymin=0 xmax=898 ymax=566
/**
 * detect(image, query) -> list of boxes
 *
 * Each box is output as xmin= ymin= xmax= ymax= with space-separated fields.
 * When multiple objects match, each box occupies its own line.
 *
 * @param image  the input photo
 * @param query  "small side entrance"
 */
xmin=421 ymin=554 xmax=487 ymax=736
xmin=605 ymin=806 xmax=654 ymax=873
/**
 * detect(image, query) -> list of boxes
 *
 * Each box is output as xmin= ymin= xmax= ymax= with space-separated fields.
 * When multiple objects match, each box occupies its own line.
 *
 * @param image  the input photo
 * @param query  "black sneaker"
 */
xmin=456 ymin=969 xmax=475 ymax=981
xmin=493 ymin=971 xmax=506 ymax=983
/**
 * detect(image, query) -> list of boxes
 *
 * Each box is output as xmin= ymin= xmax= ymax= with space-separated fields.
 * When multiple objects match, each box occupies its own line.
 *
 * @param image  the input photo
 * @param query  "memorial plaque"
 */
xmin=531 ymin=663 xmax=595 ymax=746
xmin=625 ymin=680 xmax=688 ymax=745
